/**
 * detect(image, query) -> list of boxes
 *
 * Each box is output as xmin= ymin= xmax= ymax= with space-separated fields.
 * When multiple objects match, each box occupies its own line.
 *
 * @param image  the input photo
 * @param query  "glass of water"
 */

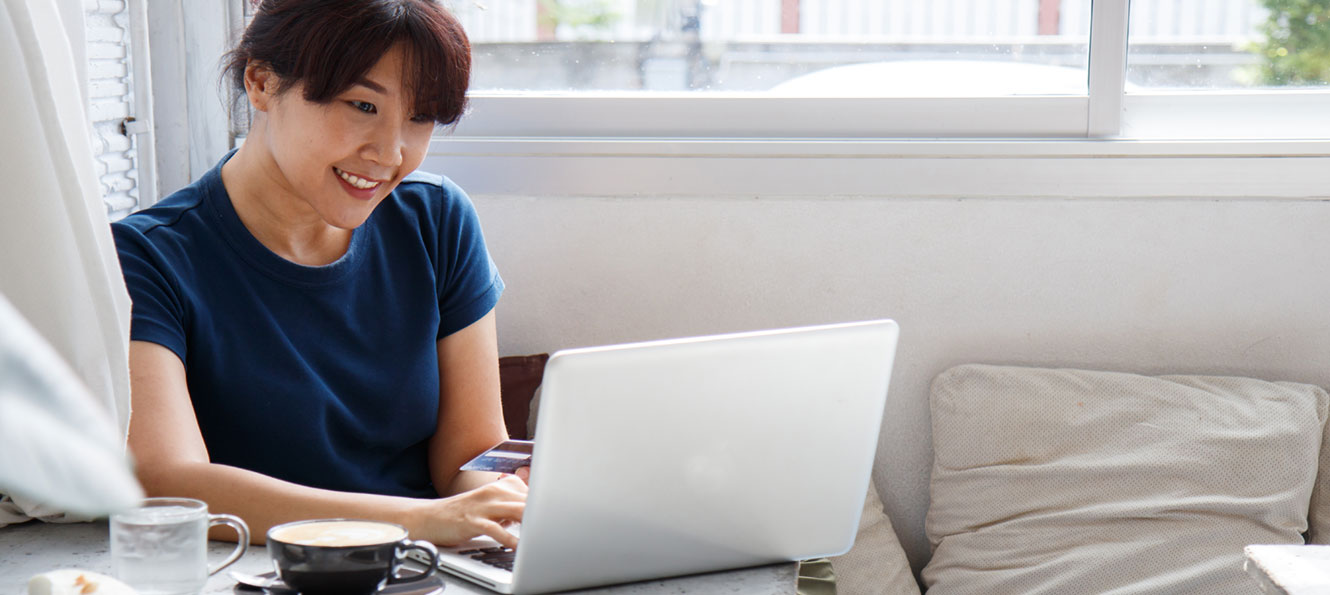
xmin=110 ymin=498 xmax=249 ymax=595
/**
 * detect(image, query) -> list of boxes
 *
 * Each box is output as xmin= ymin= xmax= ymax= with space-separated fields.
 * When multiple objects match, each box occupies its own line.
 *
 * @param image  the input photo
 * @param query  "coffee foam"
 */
xmin=270 ymin=520 xmax=406 ymax=547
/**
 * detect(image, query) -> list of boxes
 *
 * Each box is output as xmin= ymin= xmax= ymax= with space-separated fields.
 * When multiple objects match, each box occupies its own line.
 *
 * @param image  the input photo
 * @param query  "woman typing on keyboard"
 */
xmin=112 ymin=0 xmax=525 ymax=548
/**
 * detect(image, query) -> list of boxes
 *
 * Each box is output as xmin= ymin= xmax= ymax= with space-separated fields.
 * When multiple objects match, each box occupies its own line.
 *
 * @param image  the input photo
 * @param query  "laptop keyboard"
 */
xmin=459 ymin=546 xmax=517 ymax=571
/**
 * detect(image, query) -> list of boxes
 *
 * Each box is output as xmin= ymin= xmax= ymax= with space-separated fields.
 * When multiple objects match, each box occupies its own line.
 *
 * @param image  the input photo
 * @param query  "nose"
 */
xmin=362 ymin=121 xmax=405 ymax=169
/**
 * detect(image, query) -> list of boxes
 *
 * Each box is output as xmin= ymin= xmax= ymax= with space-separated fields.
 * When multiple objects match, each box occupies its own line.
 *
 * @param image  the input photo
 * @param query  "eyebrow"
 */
xmin=353 ymin=78 xmax=387 ymax=94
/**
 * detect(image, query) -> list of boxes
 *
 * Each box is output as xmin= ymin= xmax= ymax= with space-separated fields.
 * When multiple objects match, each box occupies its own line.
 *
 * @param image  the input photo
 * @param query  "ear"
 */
xmin=243 ymin=61 xmax=281 ymax=112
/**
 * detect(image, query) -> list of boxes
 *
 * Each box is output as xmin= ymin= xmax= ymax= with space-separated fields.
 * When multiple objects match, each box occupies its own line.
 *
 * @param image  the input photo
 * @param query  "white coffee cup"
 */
xmin=109 ymin=498 xmax=249 ymax=595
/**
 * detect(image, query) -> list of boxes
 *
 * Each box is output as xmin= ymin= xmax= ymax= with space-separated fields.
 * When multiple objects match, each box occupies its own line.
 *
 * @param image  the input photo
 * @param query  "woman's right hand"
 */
xmin=408 ymin=475 xmax=527 ymax=548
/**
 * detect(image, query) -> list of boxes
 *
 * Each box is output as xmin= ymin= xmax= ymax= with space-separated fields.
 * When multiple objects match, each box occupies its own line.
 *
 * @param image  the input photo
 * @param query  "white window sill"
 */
xmin=425 ymin=136 xmax=1330 ymax=200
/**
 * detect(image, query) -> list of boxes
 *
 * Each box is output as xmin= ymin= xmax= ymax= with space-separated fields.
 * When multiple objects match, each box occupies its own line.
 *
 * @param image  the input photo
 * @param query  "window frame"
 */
xmin=452 ymin=95 xmax=1094 ymax=138
xmin=206 ymin=0 xmax=1330 ymax=204
xmin=423 ymin=135 xmax=1330 ymax=199
xmin=445 ymin=0 xmax=1330 ymax=142
xmin=454 ymin=0 xmax=1121 ymax=139
xmin=212 ymin=0 xmax=1330 ymax=143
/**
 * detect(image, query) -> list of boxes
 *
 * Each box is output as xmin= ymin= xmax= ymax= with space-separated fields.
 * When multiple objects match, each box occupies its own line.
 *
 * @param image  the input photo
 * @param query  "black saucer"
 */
xmin=233 ymin=570 xmax=445 ymax=595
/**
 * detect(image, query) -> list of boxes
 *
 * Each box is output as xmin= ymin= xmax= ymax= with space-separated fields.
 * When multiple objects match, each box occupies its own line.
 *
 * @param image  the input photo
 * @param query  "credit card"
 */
xmin=459 ymin=439 xmax=534 ymax=474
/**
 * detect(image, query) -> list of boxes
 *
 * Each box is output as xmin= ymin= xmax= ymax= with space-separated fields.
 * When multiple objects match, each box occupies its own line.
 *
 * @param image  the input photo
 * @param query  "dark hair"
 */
xmin=223 ymin=0 xmax=471 ymax=125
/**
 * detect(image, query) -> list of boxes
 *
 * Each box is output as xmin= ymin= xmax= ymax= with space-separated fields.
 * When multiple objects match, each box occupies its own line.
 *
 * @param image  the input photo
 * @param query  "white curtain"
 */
xmin=0 ymin=0 xmax=138 ymax=523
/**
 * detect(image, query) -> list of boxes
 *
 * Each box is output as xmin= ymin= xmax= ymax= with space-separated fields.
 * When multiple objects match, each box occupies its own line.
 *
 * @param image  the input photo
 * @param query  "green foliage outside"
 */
xmin=1253 ymin=0 xmax=1330 ymax=85
xmin=539 ymin=0 xmax=620 ymax=35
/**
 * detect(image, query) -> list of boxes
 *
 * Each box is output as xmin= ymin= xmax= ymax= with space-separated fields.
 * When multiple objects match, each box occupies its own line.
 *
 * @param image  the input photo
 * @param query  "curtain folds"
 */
xmin=0 ymin=0 xmax=138 ymax=524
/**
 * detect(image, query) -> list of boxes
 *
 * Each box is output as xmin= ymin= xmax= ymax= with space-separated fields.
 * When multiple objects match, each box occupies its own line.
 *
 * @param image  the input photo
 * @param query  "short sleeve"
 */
xmin=432 ymin=178 xmax=504 ymax=339
xmin=111 ymin=223 xmax=189 ymax=363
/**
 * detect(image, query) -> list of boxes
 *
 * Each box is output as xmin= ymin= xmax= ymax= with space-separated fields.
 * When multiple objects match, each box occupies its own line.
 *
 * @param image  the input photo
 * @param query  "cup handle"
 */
xmin=390 ymin=539 xmax=438 ymax=585
xmin=205 ymin=513 xmax=250 ymax=576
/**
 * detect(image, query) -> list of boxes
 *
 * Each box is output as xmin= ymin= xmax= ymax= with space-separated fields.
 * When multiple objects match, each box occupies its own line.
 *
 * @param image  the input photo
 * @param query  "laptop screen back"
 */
xmin=512 ymin=320 xmax=899 ymax=594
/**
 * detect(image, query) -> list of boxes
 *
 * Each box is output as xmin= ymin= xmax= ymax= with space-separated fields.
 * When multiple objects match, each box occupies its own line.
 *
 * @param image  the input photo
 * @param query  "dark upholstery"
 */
xmin=498 ymin=353 xmax=549 ymax=439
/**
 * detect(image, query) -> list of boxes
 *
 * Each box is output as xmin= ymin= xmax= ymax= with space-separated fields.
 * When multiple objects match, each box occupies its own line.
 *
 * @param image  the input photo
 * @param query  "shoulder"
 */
xmin=111 ymin=184 xmax=209 ymax=251
xmin=401 ymin=169 xmax=447 ymax=188
xmin=384 ymin=170 xmax=480 ymax=227
xmin=393 ymin=170 xmax=470 ymax=205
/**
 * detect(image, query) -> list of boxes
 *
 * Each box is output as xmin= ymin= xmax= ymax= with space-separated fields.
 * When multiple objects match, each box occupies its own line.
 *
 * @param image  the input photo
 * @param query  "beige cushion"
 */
xmin=922 ymin=364 xmax=1328 ymax=594
xmin=1308 ymin=410 xmax=1330 ymax=544
xmin=832 ymin=479 xmax=921 ymax=595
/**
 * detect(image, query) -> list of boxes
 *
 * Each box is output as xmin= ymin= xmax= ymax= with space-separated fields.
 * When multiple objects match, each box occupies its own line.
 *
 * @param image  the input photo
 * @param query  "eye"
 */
xmin=349 ymin=101 xmax=377 ymax=114
xmin=409 ymin=114 xmax=436 ymax=125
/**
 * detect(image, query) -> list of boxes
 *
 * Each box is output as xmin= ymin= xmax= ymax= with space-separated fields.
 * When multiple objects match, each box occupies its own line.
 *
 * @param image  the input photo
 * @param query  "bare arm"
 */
xmin=127 ymin=339 xmax=524 ymax=547
xmin=429 ymin=309 xmax=513 ymax=496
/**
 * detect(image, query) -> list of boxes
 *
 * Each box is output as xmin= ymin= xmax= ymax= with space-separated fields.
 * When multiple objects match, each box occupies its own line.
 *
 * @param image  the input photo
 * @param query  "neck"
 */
xmin=220 ymin=132 xmax=352 ymax=267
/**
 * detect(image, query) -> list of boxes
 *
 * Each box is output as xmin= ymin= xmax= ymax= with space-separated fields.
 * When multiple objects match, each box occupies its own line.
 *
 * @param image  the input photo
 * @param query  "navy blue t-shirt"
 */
xmin=112 ymin=153 xmax=503 ymax=498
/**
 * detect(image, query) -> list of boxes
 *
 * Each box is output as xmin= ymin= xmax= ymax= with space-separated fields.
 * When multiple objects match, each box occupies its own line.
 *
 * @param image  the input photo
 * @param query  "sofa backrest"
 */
xmin=477 ymin=194 xmax=1330 ymax=572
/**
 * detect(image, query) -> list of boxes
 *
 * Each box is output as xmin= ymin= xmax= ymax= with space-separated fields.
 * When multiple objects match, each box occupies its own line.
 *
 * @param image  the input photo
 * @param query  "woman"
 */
xmin=111 ymin=0 xmax=525 ymax=547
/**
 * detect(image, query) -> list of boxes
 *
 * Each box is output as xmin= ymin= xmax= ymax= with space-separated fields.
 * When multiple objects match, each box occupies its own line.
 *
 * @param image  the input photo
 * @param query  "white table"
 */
xmin=0 ymin=520 xmax=796 ymax=595
xmin=1244 ymin=545 xmax=1330 ymax=595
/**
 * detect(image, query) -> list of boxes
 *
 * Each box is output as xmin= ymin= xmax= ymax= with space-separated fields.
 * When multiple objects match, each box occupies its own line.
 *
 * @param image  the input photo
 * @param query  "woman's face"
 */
xmin=255 ymin=44 xmax=436 ymax=230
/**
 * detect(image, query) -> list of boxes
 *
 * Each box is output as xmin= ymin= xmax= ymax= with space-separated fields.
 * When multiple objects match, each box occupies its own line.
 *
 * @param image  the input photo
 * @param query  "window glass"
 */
xmin=445 ymin=0 xmax=1092 ymax=96
xmin=1126 ymin=0 xmax=1330 ymax=89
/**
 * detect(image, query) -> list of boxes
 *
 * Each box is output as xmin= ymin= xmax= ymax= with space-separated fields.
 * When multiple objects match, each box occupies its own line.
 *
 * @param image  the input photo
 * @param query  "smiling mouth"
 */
xmin=334 ymin=167 xmax=384 ymax=191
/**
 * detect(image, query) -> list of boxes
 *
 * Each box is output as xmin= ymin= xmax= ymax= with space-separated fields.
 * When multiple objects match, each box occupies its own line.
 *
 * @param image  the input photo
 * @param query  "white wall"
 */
xmin=427 ymin=143 xmax=1330 ymax=569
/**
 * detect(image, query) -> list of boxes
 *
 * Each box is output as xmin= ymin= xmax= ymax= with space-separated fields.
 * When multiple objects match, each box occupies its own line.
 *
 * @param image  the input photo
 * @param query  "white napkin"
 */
xmin=28 ymin=569 xmax=137 ymax=595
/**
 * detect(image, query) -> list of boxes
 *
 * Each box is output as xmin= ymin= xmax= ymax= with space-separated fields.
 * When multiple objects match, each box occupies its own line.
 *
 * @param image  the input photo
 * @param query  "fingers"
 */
xmin=477 ymin=519 xmax=520 ymax=549
xmin=475 ymin=481 xmax=525 ymax=522
xmin=490 ymin=474 xmax=528 ymax=495
xmin=465 ymin=478 xmax=526 ymax=543
xmin=481 ymin=502 xmax=525 ymax=522
xmin=416 ymin=475 xmax=526 ymax=548
xmin=514 ymin=466 xmax=530 ymax=483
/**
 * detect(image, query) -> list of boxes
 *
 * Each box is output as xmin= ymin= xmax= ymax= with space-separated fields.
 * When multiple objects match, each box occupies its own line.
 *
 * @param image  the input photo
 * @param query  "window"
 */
xmin=1121 ymin=0 xmax=1330 ymax=139
xmin=443 ymin=0 xmax=1330 ymax=139
xmin=1127 ymin=0 xmax=1327 ymax=90
xmin=215 ymin=1 xmax=1329 ymax=145
xmin=194 ymin=0 xmax=1326 ymax=202
xmin=448 ymin=0 xmax=1105 ymax=137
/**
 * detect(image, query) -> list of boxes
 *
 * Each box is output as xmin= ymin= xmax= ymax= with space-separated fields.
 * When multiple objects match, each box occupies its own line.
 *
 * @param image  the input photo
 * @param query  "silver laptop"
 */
xmin=428 ymin=319 xmax=899 ymax=594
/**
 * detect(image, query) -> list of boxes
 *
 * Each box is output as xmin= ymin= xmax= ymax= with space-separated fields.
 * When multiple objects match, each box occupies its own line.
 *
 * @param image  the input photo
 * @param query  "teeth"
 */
xmin=335 ymin=168 xmax=380 ymax=190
